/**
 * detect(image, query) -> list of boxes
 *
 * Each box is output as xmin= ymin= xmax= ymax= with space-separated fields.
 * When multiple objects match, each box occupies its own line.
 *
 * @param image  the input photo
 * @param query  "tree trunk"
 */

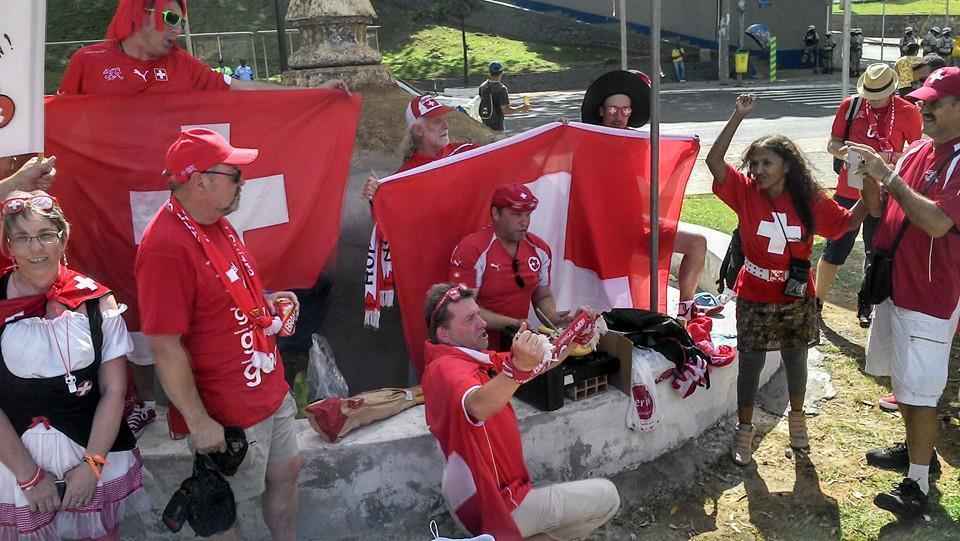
xmin=461 ymin=16 xmax=469 ymax=87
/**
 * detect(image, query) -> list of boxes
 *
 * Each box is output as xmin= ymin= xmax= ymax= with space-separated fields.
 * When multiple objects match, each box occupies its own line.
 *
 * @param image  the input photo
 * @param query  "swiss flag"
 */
xmin=373 ymin=122 xmax=700 ymax=373
xmin=43 ymin=90 xmax=360 ymax=331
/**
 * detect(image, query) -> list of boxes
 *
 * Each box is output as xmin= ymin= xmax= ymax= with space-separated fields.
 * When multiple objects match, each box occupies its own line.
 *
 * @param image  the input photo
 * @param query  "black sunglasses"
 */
xmin=511 ymin=259 xmax=525 ymax=289
xmin=202 ymin=169 xmax=243 ymax=184
xmin=146 ymin=9 xmax=184 ymax=27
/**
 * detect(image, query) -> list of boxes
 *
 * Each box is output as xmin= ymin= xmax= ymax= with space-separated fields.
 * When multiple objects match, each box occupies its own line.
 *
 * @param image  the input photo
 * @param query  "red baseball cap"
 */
xmin=164 ymin=128 xmax=259 ymax=183
xmin=907 ymin=66 xmax=960 ymax=102
xmin=405 ymin=95 xmax=453 ymax=127
xmin=492 ymin=183 xmax=538 ymax=212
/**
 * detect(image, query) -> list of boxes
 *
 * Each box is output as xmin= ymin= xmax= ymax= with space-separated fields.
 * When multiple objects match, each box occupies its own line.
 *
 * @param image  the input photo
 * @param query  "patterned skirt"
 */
xmin=0 ymin=424 xmax=150 ymax=541
xmin=735 ymin=296 xmax=818 ymax=353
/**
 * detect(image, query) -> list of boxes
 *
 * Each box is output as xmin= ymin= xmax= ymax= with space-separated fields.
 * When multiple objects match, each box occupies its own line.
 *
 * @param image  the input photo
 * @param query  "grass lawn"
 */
xmin=834 ymin=0 xmax=957 ymax=15
xmin=382 ymin=25 xmax=616 ymax=80
xmin=633 ymin=193 xmax=960 ymax=540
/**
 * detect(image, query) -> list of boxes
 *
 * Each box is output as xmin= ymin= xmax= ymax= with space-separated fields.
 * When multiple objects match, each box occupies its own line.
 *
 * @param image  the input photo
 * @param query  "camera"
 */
xmin=784 ymin=258 xmax=810 ymax=298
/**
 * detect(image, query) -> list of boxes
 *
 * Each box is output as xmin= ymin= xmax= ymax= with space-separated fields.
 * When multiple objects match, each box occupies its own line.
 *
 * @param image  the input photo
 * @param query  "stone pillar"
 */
xmin=283 ymin=0 xmax=393 ymax=88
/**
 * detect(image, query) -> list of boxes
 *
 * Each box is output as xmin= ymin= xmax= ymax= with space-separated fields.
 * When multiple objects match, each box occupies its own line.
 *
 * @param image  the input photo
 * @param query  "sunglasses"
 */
xmin=203 ymin=169 xmax=243 ymax=184
xmin=146 ymin=8 xmax=184 ymax=28
xmin=429 ymin=284 xmax=471 ymax=329
xmin=604 ymin=105 xmax=632 ymax=117
xmin=2 ymin=195 xmax=56 ymax=216
xmin=511 ymin=259 xmax=526 ymax=289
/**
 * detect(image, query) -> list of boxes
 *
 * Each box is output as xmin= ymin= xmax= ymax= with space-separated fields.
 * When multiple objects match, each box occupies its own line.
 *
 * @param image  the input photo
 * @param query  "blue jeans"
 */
xmin=673 ymin=61 xmax=686 ymax=81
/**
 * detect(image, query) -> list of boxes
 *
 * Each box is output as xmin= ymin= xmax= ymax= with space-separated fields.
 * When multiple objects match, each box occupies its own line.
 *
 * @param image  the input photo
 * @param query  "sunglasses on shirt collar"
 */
xmin=145 ymin=8 xmax=184 ymax=28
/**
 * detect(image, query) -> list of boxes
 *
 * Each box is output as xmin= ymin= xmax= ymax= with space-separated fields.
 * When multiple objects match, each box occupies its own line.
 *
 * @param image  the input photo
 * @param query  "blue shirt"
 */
xmin=235 ymin=65 xmax=254 ymax=81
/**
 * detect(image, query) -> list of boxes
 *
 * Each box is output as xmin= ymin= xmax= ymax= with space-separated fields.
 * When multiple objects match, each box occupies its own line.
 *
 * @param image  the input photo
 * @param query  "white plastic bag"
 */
xmin=306 ymin=333 xmax=349 ymax=402
xmin=626 ymin=348 xmax=662 ymax=432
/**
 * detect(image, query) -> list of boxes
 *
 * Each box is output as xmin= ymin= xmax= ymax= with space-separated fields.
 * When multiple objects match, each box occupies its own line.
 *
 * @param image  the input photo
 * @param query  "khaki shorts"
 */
xmin=190 ymin=393 xmax=300 ymax=501
xmin=511 ymin=478 xmax=620 ymax=541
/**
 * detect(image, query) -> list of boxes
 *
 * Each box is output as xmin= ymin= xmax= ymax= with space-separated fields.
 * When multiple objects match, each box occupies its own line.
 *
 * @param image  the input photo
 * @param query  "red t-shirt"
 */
xmin=59 ymin=41 xmax=231 ymax=95
xmin=422 ymin=342 xmax=530 ymax=539
xmin=873 ymin=139 xmax=960 ymax=319
xmin=831 ymin=96 xmax=922 ymax=199
xmin=449 ymin=227 xmax=552 ymax=348
xmin=135 ymin=207 xmax=288 ymax=434
xmin=398 ymin=142 xmax=478 ymax=172
xmin=714 ymin=165 xmax=853 ymax=304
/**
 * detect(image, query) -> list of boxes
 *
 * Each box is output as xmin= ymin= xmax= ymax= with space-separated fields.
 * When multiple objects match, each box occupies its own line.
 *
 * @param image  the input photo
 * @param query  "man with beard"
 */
xmin=449 ymin=184 xmax=570 ymax=351
xmin=136 ymin=129 xmax=303 ymax=540
xmin=580 ymin=70 xmax=709 ymax=321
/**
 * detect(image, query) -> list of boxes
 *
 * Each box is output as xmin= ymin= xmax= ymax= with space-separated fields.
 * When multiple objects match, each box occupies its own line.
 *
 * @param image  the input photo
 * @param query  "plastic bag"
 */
xmin=626 ymin=348 xmax=662 ymax=432
xmin=305 ymin=333 xmax=348 ymax=402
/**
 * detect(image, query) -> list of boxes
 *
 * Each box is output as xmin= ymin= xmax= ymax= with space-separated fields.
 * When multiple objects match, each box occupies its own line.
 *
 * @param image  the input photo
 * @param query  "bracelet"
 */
xmin=880 ymin=170 xmax=898 ymax=187
xmin=17 ymin=466 xmax=43 ymax=491
xmin=83 ymin=454 xmax=107 ymax=480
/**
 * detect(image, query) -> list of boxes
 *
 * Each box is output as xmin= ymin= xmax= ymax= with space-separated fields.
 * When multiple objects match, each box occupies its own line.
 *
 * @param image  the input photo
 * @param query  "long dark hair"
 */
xmin=740 ymin=135 xmax=824 ymax=240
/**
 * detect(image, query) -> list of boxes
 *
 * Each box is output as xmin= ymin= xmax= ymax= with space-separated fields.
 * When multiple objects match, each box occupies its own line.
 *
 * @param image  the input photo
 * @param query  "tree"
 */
xmin=415 ymin=0 xmax=481 ymax=86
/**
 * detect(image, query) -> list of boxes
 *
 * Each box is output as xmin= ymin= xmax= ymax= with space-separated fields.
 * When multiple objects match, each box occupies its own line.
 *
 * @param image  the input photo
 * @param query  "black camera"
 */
xmin=784 ymin=258 xmax=811 ymax=298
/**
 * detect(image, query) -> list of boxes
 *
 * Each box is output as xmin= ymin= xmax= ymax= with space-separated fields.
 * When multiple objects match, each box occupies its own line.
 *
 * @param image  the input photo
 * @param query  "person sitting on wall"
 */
xmin=449 ymin=184 xmax=569 ymax=350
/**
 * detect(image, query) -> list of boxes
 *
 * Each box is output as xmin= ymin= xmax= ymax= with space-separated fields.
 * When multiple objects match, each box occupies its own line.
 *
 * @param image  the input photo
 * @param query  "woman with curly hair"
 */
xmin=706 ymin=95 xmax=881 ymax=466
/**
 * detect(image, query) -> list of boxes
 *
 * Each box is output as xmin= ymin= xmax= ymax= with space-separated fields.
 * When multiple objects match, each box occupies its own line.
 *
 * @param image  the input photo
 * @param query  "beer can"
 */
xmin=275 ymin=298 xmax=298 ymax=337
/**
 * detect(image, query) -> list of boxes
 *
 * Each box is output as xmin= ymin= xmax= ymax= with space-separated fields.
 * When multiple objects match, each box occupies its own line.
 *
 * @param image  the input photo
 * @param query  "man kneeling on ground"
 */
xmin=421 ymin=283 xmax=620 ymax=540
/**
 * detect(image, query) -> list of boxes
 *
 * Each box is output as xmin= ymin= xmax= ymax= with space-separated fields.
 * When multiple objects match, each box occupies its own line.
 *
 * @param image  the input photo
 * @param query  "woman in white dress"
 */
xmin=0 ymin=190 xmax=148 ymax=540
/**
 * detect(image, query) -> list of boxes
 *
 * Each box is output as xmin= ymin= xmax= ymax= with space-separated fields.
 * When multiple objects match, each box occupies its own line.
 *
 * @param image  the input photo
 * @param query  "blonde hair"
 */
xmin=1 ymin=190 xmax=70 ymax=257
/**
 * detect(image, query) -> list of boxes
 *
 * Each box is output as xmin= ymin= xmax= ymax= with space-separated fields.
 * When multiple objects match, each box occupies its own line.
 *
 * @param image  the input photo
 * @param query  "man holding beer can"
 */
xmin=135 ymin=128 xmax=303 ymax=540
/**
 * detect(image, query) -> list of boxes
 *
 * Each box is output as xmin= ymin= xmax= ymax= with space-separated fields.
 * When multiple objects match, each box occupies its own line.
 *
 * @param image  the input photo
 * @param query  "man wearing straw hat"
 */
xmin=580 ymin=70 xmax=709 ymax=321
xmin=818 ymin=63 xmax=922 ymax=331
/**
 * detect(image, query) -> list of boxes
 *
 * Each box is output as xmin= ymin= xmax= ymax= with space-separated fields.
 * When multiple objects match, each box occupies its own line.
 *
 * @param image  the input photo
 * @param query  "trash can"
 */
xmin=735 ymin=50 xmax=750 ymax=74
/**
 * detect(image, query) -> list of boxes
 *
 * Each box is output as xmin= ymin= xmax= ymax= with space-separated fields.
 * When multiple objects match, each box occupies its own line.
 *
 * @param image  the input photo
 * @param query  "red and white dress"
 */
xmin=0 ymin=271 xmax=148 ymax=540
xmin=422 ymin=342 xmax=531 ymax=541
xmin=449 ymin=227 xmax=552 ymax=349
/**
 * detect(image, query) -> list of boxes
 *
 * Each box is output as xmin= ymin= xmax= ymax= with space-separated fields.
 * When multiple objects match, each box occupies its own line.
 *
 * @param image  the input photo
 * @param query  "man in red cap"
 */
xmin=581 ymin=70 xmax=707 ymax=320
xmin=135 ymin=128 xmax=303 ymax=540
xmin=421 ymin=282 xmax=620 ymax=540
xmin=362 ymin=95 xmax=478 ymax=200
xmin=59 ymin=0 xmax=348 ymax=94
xmin=846 ymin=66 xmax=960 ymax=520
xmin=448 ymin=184 xmax=570 ymax=350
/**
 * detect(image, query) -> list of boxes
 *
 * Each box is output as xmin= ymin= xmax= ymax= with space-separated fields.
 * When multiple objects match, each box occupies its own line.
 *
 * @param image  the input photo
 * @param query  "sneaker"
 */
xmin=857 ymin=298 xmax=873 ymax=328
xmin=731 ymin=424 xmax=755 ymax=466
xmin=878 ymin=393 xmax=899 ymax=412
xmin=874 ymin=478 xmax=928 ymax=519
xmin=865 ymin=442 xmax=941 ymax=473
xmin=127 ymin=402 xmax=157 ymax=438
xmin=677 ymin=300 xmax=697 ymax=321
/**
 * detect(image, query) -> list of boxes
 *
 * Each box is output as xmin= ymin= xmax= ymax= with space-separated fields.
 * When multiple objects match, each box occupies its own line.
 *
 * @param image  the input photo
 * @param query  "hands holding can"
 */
xmin=265 ymin=291 xmax=300 ymax=336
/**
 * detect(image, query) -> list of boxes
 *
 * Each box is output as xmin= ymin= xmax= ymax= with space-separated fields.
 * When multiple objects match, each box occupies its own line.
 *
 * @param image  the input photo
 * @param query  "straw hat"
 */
xmin=857 ymin=63 xmax=897 ymax=100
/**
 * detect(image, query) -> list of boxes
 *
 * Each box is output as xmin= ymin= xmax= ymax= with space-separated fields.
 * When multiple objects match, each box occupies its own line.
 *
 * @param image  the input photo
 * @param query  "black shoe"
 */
xmin=874 ymin=478 xmax=928 ymax=519
xmin=865 ymin=442 xmax=941 ymax=473
xmin=857 ymin=296 xmax=872 ymax=328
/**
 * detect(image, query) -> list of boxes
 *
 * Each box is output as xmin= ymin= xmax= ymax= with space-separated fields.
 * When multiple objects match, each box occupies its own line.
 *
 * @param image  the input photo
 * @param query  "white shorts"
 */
xmin=865 ymin=299 xmax=960 ymax=407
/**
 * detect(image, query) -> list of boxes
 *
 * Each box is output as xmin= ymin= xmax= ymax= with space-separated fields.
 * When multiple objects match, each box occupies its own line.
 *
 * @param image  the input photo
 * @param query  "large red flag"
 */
xmin=44 ymin=90 xmax=360 ymax=331
xmin=373 ymin=122 xmax=700 ymax=373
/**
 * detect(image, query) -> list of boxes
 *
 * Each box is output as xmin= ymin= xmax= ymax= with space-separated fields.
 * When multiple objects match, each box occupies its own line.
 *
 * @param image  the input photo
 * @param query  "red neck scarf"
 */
xmin=166 ymin=197 xmax=281 ymax=372
xmin=0 ymin=265 xmax=111 ymax=326
xmin=864 ymin=101 xmax=896 ymax=155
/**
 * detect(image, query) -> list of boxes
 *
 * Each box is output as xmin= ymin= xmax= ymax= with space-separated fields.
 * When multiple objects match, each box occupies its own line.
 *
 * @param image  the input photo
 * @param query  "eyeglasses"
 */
xmin=145 ymin=9 xmax=184 ymax=28
xmin=604 ymin=106 xmax=632 ymax=117
xmin=2 ymin=195 xmax=56 ymax=216
xmin=7 ymin=230 xmax=63 ymax=250
xmin=429 ymin=284 xmax=470 ymax=329
xmin=511 ymin=259 xmax=526 ymax=289
xmin=203 ymin=169 xmax=243 ymax=184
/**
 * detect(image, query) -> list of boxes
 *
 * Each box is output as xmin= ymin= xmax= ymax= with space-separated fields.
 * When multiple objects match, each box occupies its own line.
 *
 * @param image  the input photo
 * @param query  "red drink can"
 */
xmin=275 ymin=298 xmax=298 ymax=337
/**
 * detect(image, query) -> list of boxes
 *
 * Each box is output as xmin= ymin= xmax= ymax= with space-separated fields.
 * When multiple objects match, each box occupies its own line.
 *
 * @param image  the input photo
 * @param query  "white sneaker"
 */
xmin=430 ymin=520 xmax=495 ymax=540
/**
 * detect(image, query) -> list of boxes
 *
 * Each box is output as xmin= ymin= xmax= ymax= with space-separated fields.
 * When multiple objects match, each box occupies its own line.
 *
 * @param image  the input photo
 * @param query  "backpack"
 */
xmin=478 ymin=81 xmax=495 ymax=121
xmin=716 ymin=226 xmax=744 ymax=294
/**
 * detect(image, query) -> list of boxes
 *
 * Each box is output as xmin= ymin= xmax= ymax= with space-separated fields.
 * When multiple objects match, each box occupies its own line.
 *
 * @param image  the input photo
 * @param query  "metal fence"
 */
xmin=45 ymin=26 xmax=381 ymax=89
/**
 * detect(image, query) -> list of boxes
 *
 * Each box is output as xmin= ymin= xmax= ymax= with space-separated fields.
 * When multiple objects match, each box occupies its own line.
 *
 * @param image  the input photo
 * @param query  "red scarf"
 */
xmin=864 ymin=101 xmax=896 ymax=156
xmin=0 ymin=265 xmax=112 ymax=326
xmin=166 ymin=197 xmax=281 ymax=372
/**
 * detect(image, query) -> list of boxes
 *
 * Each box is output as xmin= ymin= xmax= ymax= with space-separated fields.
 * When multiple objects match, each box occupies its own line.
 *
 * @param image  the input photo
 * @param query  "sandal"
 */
xmin=732 ymin=424 xmax=755 ymax=466
xmin=788 ymin=410 xmax=810 ymax=450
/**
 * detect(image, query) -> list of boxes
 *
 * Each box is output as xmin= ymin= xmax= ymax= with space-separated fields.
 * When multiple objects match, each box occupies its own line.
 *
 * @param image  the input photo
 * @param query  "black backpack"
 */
xmin=478 ymin=81 xmax=495 ymax=121
xmin=717 ymin=227 xmax=744 ymax=294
